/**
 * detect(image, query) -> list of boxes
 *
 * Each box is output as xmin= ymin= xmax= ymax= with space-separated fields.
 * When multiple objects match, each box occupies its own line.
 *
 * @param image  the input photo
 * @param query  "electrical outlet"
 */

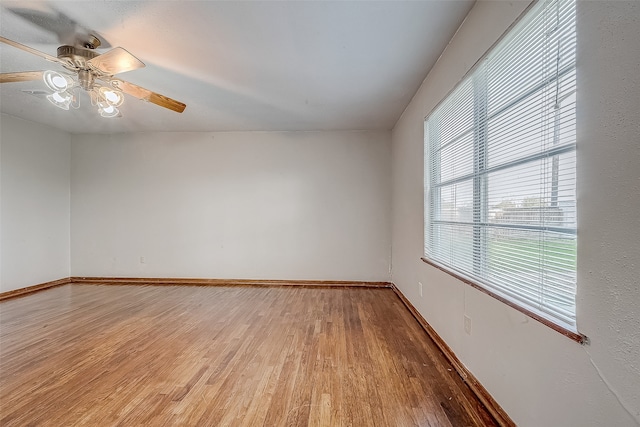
xmin=464 ymin=315 xmax=472 ymax=335
xmin=140 ymin=256 xmax=145 ymax=264
xmin=418 ymin=281 xmax=423 ymax=297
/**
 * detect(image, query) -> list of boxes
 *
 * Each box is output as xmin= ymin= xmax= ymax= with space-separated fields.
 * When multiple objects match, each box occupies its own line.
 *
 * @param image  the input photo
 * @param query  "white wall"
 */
xmin=391 ymin=1 xmax=640 ymax=426
xmin=0 ymin=114 xmax=71 ymax=292
xmin=71 ymin=130 xmax=391 ymax=281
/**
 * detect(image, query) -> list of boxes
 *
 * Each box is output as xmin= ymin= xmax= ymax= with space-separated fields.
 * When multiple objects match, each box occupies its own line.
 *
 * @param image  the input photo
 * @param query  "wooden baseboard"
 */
xmin=1 ymin=277 xmax=391 ymax=301
xmin=70 ymin=277 xmax=392 ymax=288
xmin=391 ymin=284 xmax=515 ymax=427
xmin=0 ymin=277 xmax=72 ymax=301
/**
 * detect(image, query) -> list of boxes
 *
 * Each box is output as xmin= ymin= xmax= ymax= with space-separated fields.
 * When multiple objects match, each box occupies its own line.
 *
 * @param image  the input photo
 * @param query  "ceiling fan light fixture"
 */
xmin=98 ymin=102 xmax=120 ymax=118
xmin=47 ymin=91 xmax=72 ymax=110
xmin=43 ymin=70 xmax=72 ymax=92
xmin=98 ymin=86 xmax=124 ymax=107
xmin=2 ymin=36 xmax=185 ymax=116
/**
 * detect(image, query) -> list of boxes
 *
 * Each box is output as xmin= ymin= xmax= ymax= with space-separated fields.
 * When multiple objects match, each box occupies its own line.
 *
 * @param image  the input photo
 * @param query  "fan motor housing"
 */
xmin=57 ymin=45 xmax=99 ymax=71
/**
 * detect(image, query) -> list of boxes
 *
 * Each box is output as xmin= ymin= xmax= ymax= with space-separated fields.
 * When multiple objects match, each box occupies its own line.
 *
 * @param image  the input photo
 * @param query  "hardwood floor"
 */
xmin=0 ymin=284 xmax=498 ymax=426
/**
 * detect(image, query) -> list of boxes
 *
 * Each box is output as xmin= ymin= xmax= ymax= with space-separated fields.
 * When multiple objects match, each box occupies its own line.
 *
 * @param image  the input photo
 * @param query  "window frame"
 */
xmin=422 ymin=0 xmax=586 ymax=344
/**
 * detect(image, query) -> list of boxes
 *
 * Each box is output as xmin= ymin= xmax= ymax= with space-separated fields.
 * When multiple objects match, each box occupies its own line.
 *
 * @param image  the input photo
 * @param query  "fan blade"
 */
xmin=87 ymin=47 xmax=145 ymax=75
xmin=113 ymin=79 xmax=186 ymax=113
xmin=0 ymin=36 xmax=64 ymax=65
xmin=6 ymin=7 xmax=111 ymax=48
xmin=0 ymin=71 xmax=44 ymax=83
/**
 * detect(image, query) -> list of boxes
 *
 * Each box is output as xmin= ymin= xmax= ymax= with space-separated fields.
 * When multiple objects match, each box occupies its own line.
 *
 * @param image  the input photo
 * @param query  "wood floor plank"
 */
xmin=0 ymin=284 xmax=499 ymax=426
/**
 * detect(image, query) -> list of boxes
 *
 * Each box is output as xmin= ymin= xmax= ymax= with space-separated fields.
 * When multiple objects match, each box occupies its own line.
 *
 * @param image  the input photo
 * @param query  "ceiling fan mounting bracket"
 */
xmin=83 ymin=34 xmax=102 ymax=50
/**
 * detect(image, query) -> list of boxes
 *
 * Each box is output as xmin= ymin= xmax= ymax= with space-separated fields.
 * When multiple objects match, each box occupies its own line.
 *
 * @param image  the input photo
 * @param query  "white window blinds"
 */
xmin=424 ymin=0 xmax=577 ymax=330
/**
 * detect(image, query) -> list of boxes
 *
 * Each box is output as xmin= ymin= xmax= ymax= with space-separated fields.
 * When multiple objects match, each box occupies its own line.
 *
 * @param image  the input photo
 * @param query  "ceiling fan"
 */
xmin=0 ymin=35 xmax=186 ymax=117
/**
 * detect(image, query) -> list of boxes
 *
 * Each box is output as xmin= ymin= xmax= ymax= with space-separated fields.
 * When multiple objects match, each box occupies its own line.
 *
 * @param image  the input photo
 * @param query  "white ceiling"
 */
xmin=0 ymin=1 xmax=474 ymax=134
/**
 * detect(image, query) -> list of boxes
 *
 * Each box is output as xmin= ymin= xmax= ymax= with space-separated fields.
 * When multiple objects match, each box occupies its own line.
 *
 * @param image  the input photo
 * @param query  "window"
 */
xmin=424 ymin=0 xmax=578 ymax=334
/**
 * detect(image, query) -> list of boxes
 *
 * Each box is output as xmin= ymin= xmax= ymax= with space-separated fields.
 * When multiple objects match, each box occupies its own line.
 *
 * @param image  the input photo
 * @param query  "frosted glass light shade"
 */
xmin=98 ymin=102 xmax=120 ymax=118
xmin=47 ymin=91 xmax=72 ymax=110
xmin=98 ymin=86 xmax=124 ymax=107
xmin=43 ymin=71 xmax=71 ymax=92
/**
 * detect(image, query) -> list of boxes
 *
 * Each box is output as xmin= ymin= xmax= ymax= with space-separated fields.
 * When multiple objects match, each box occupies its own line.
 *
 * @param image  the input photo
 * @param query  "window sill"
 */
xmin=420 ymin=257 xmax=588 ymax=345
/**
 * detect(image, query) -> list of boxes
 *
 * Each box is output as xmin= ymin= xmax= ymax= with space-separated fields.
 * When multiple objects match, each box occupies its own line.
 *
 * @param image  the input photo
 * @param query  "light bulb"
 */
xmin=52 ymin=75 xmax=66 ymax=88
